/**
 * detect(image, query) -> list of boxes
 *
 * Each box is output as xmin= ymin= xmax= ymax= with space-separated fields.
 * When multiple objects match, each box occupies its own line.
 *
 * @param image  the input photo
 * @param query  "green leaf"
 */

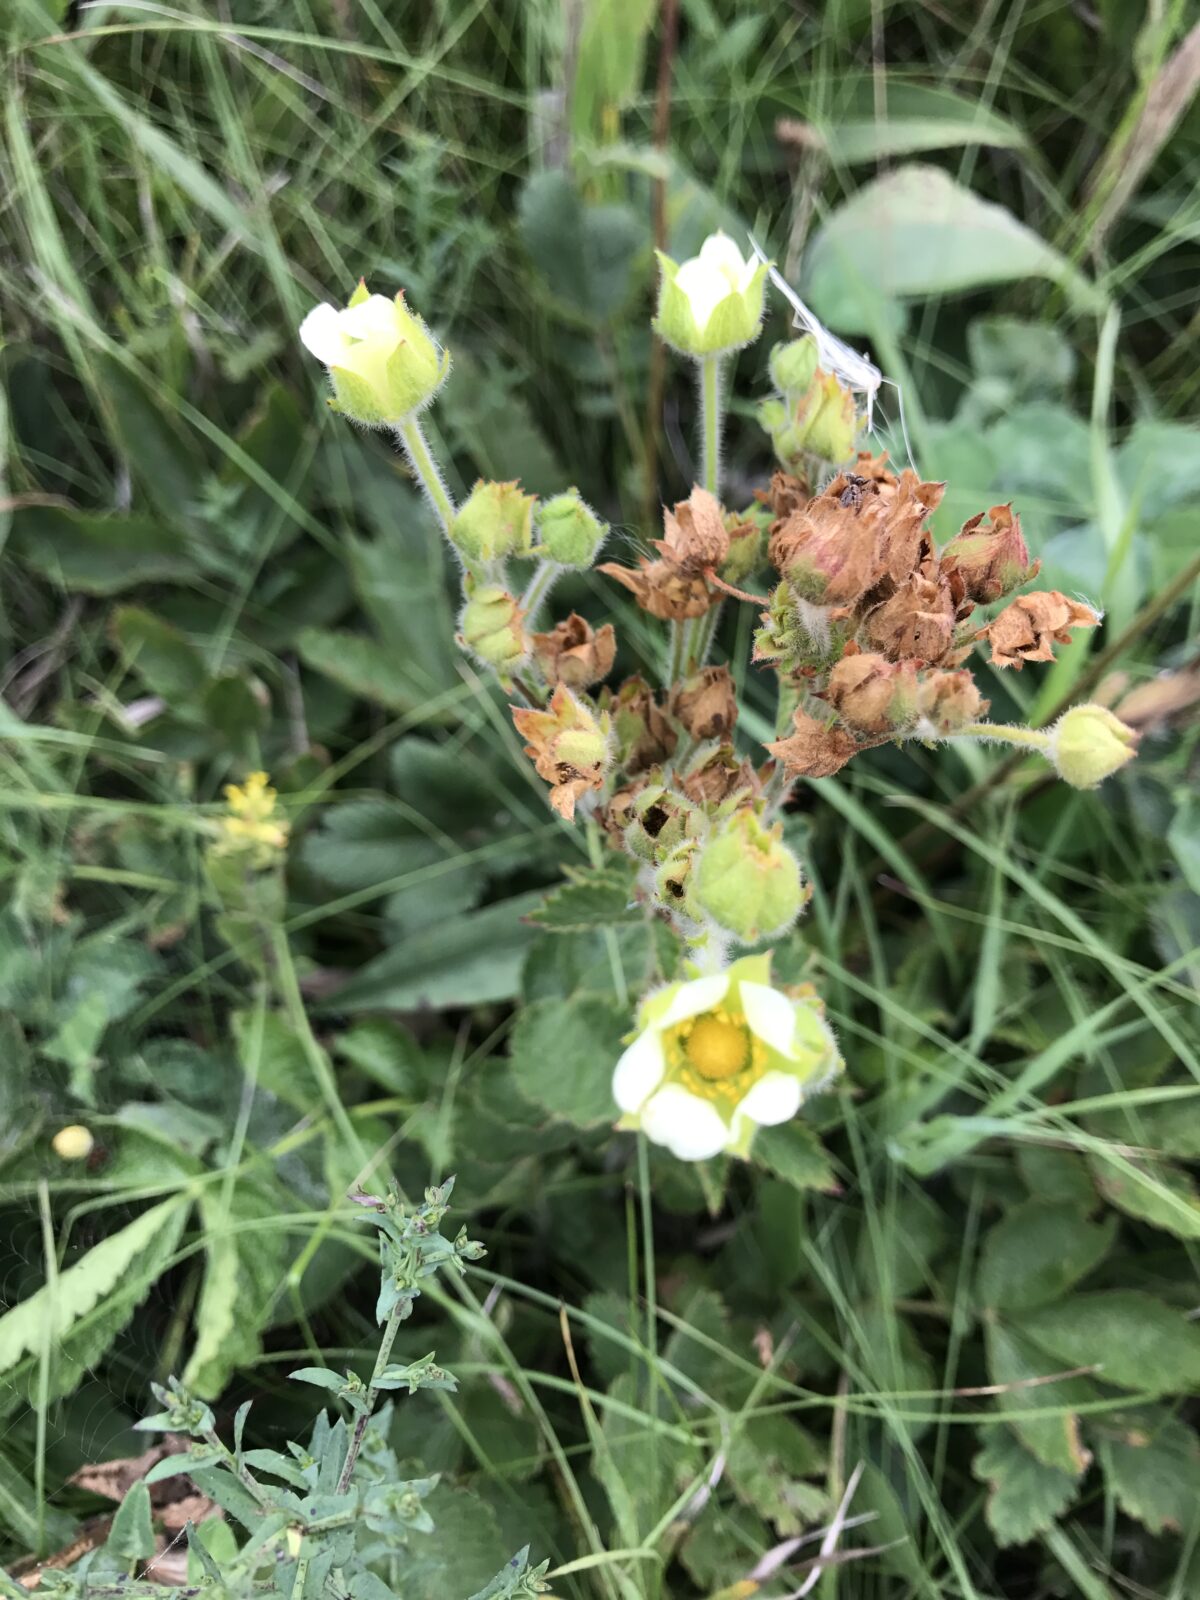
xmin=324 ymin=892 xmax=545 ymax=1013
xmin=570 ymin=0 xmax=654 ymax=139
xmin=986 ymin=1322 xmax=1093 ymax=1474
xmin=10 ymin=505 xmax=195 ymax=594
xmin=107 ymin=1481 xmax=155 ymax=1563
xmin=298 ymin=626 xmax=452 ymax=716
xmin=972 ymin=1430 xmax=1080 ymax=1547
xmin=1089 ymin=1152 xmax=1200 ymax=1239
xmin=111 ymin=606 xmax=209 ymax=703
xmin=508 ymin=991 xmax=626 ymax=1129
xmin=0 ymin=1195 xmax=189 ymax=1415
xmin=794 ymin=77 xmax=1025 ymax=165
xmin=527 ymin=862 xmax=641 ymax=932
xmin=976 ymin=1200 xmax=1115 ymax=1312
xmin=1095 ymin=1407 xmax=1200 ymax=1535
xmin=0 ymin=1446 xmax=76 ymax=1551
xmin=804 ymin=164 xmax=1105 ymax=332
xmin=334 ymin=1018 xmax=423 ymax=1095
xmin=1015 ymin=1292 xmax=1200 ymax=1393
xmin=726 ymin=1413 xmax=827 ymax=1535
xmin=405 ymin=1484 xmax=510 ymax=1600
xmin=517 ymin=172 xmax=646 ymax=322
xmin=752 ymin=1121 xmax=838 ymax=1192
xmin=232 ymin=1008 xmax=326 ymax=1116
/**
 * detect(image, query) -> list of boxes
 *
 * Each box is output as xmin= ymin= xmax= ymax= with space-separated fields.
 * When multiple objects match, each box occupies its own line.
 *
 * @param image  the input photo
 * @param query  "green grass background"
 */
xmin=1 ymin=0 xmax=1199 ymax=1596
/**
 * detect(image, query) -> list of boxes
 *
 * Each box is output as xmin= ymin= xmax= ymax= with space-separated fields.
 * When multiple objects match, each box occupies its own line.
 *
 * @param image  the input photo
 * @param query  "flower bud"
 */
xmin=915 ymin=669 xmax=988 ymax=734
xmin=769 ymin=338 xmax=819 ymax=395
xmin=654 ymin=233 xmax=768 ymax=357
xmin=720 ymin=512 xmax=765 ymax=586
xmin=827 ymin=652 xmax=918 ymax=735
xmin=668 ymin=665 xmax=737 ymax=742
xmin=299 ymin=282 xmax=448 ymax=425
xmin=691 ymin=810 xmax=807 ymax=942
xmin=451 ymin=480 xmax=536 ymax=566
xmin=654 ymin=842 xmax=697 ymax=911
xmin=459 ymin=585 xmax=529 ymax=670
xmin=536 ymin=490 xmax=607 ymax=568
xmin=940 ymin=504 xmax=1037 ymax=604
xmin=52 ymin=1124 xmax=94 ymax=1161
xmin=512 ymin=687 xmax=611 ymax=820
xmin=623 ymin=785 xmax=694 ymax=862
xmin=1049 ymin=704 xmax=1137 ymax=789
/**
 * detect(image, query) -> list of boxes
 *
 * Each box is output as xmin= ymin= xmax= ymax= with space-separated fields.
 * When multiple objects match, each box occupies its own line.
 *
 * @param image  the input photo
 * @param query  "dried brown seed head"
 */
xmin=531 ymin=613 xmax=616 ymax=690
xmin=986 ymin=590 xmax=1101 ymax=669
xmin=668 ymin=665 xmax=738 ymax=742
xmin=766 ymin=708 xmax=859 ymax=778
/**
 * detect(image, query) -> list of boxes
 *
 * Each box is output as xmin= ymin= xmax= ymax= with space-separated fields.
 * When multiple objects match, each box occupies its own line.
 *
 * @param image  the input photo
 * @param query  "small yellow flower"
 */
xmin=216 ymin=771 xmax=289 ymax=866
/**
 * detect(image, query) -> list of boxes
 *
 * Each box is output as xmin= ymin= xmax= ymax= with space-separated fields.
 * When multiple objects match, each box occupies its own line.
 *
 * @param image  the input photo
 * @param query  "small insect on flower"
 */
xmin=748 ymin=235 xmax=915 ymax=465
xmin=215 ymin=771 xmax=290 ymax=866
xmin=614 ymin=954 xmax=842 ymax=1161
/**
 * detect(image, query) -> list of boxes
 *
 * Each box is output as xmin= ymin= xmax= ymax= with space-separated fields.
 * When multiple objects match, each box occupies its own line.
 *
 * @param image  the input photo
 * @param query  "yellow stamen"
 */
xmin=686 ymin=1014 xmax=751 ymax=1080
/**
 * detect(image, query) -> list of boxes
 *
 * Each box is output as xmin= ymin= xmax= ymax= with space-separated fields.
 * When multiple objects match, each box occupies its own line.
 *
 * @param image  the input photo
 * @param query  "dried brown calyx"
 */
xmin=825 ymin=651 xmax=918 ymax=735
xmin=655 ymin=485 xmax=730 ymax=574
xmin=678 ymin=745 xmax=765 ymax=807
xmin=608 ymin=675 xmax=678 ymax=773
xmin=669 ymin=665 xmax=738 ymax=742
xmin=531 ymin=612 xmax=616 ymax=690
xmin=915 ymin=668 xmax=989 ymax=733
xmin=986 ymin=590 xmax=1100 ymax=668
xmin=858 ymin=562 xmax=966 ymax=666
xmin=939 ymin=503 xmax=1038 ymax=604
xmin=511 ymin=685 xmax=610 ymax=820
xmin=767 ymin=707 xmax=859 ymax=778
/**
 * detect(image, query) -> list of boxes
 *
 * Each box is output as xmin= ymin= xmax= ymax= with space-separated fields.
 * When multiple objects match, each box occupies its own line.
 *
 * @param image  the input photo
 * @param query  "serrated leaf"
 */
xmin=527 ymin=864 xmax=641 ymax=932
xmin=1015 ymin=1292 xmax=1200 ymax=1393
xmin=752 ymin=1121 xmax=838 ymax=1192
xmin=111 ymin=605 xmax=209 ymax=703
xmin=986 ymin=1322 xmax=1093 ymax=1474
xmin=0 ymin=1195 xmax=189 ymax=1417
xmin=232 ymin=1007 xmax=326 ymax=1115
xmin=972 ymin=1430 xmax=1080 ymax=1547
xmin=726 ymin=1413 xmax=827 ymax=1535
xmin=1089 ymin=1152 xmax=1200 ymax=1239
xmin=508 ymin=991 xmax=626 ymax=1128
xmin=183 ymin=1177 xmax=289 ymax=1398
xmin=1095 ymin=1407 xmax=1200 ymax=1535
xmin=976 ymin=1200 xmax=1115 ymax=1312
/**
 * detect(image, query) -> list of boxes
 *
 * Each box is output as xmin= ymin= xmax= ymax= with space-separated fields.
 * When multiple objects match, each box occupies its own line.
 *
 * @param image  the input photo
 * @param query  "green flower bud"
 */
xmin=458 ymin=585 xmax=529 ymax=670
xmin=654 ymin=234 xmax=768 ymax=358
xmin=1050 ymin=704 xmax=1137 ymax=789
xmin=299 ymin=281 xmax=449 ymax=426
xmin=451 ymin=480 xmax=537 ymax=565
xmin=769 ymin=338 xmax=819 ymax=395
xmin=536 ymin=490 xmax=608 ymax=568
xmin=623 ymin=785 xmax=694 ymax=863
xmin=654 ymin=842 xmax=697 ymax=912
xmin=691 ymin=809 xmax=808 ymax=943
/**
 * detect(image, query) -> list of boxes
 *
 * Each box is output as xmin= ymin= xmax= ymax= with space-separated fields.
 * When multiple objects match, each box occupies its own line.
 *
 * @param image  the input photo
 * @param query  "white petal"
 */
xmin=299 ymin=303 xmax=349 ymax=365
xmin=339 ymin=293 xmax=400 ymax=340
xmin=641 ymin=1085 xmax=729 ymax=1162
xmin=659 ymin=973 xmax=729 ymax=1029
xmin=674 ymin=258 xmax=730 ymax=335
xmin=734 ymin=1070 xmax=801 ymax=1128
xmin=698 ymin=233 xmax=747 ymax=280
xmin=741 ymin=981 xmax=798 ymax=1059
xmin=612 ymin=1030 xmax=666 ymax=1113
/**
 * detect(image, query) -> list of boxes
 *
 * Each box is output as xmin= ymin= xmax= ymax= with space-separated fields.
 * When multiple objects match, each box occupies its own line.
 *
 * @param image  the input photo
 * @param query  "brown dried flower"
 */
xmin=826 ymin=652 xmax=918 ymax=735
xmin=655 ymin=485 xmax=730 ymax=574
xmin=987 ymin=591 xmax=1100 ymax=669
xmin=915 ymin=669 xmax=989 ymax=733
xmin=764 ymin=469 xmax=810 ymax=520
xmin=511 ymin=686 xmax=610 ymax=820
xmin=531 ymin=613 xmax=616 ymax=690
xmin=668 ymin=665 xmax=737 ymax=742
xmin=767 ymin=707 xmax=859 ymax=779
xmin=679 ymin=746 xmax=764 ymax=807
xmin=597 ymin=558 xmax=714 ymax=620
xmin=940 ymin=503 xmax=1037 ymax=604
xmin=610 ymin=676 xmax=677 ymax=773
xmin=859 ymin=567 xmax=960 ymax=664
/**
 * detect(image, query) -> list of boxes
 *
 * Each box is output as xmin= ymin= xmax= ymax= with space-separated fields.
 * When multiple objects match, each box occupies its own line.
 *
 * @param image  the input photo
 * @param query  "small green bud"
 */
xmin=451 ymin=480 xmax=537 ymax=565
xmin=654 ymin=233 xmax=768 ymax=358
xmin=623 ymin=785 xmax=694 ymax=863
xmin=299 ymin=282 xmax=449 ymax=426
xmin=691 ymin=809 xmax=807 ymax=943
xmin=536 ymin=490 xmax=608 ymax=568
xmin=458 ymin=585 xmax=529 ymax=669
xmin=654 ymin=842 xmax=697 ymax=911
xmin=1050 ymin=704 xmax=1137 ymax=789
xmin=769 ymin=338 xmax=819 ymax=395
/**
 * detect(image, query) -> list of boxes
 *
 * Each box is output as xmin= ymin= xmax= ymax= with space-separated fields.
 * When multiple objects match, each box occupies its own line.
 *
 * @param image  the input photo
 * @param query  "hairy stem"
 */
xmin=335 ymin=1302 xmax=405 ymax=1493
xmin=952 ymin=721 xmax=1052 ymax=753
xmin=699 ymin=352 xmax=722 ymax=498
xmin=519 ymin=559 xmax=560 ymax=625
xmin=395 ymin=414 xmax=455 ymax=534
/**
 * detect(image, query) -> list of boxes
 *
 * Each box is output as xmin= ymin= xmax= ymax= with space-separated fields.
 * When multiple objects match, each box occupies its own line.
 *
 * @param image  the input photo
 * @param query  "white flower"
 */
xmin=653 ymin=233 xmax=768 ymax=357
xmin=613 ymin=954 xmax=841 ymax=1161
xmin=299 ymin=280 xmax=448 ymax=426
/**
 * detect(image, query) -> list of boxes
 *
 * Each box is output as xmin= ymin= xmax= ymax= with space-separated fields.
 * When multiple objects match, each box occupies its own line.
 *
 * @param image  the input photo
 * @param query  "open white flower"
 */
xmin=613 ymin=954 xmax=842 ymax=1161
xmin=299 ymin=280 xmax=448 ymax=426
xmin=654 ymin=233 xmax=768 ymax=357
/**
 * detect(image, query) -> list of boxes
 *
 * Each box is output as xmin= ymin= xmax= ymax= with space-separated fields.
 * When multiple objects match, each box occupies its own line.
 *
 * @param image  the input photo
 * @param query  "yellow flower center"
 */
xmin=686 ymin=1015 xmax=751 ymax=1080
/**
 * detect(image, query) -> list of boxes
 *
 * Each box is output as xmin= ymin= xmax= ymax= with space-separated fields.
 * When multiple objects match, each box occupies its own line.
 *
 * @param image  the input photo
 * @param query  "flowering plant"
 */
xmin=299 ymin=236 xmax=1138 ymax=1166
